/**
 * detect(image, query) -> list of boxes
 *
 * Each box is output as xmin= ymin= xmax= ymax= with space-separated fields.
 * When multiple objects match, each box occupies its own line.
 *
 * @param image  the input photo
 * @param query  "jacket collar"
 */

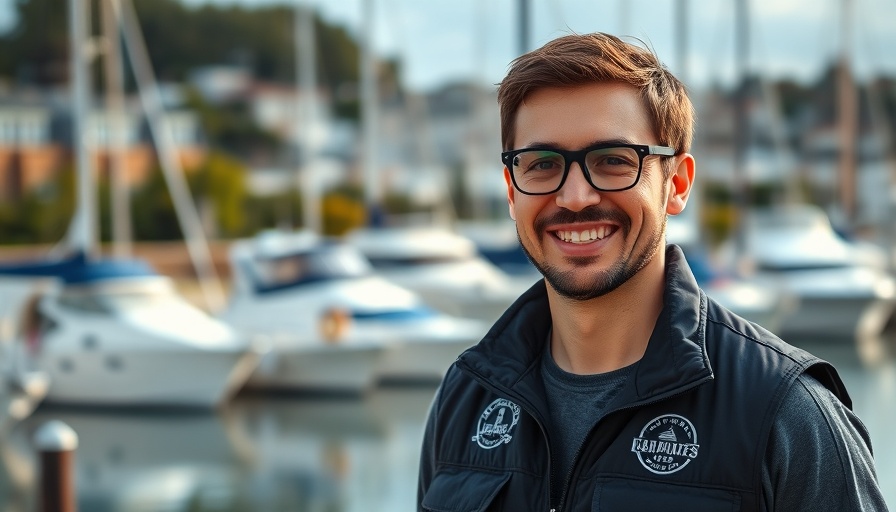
xmin=457 ymin=244 xmax=714 ymax=409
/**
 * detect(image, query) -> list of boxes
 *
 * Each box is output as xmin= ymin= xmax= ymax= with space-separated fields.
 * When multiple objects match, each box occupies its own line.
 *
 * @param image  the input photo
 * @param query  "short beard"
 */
xmin=518 ymin=208 xmax=667 ymax=301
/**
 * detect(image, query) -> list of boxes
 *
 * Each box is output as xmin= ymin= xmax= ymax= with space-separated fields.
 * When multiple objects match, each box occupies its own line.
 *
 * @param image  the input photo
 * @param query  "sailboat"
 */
xmin=0 ymin=253 xmax=262 ymax=408
xmin=0 ymin=0 xmax=264 ymax=408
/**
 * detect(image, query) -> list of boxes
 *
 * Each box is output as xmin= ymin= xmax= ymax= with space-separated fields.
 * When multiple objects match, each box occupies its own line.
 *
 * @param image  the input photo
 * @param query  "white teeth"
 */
xmin=556 ymin=228 xmax=611 ymax=244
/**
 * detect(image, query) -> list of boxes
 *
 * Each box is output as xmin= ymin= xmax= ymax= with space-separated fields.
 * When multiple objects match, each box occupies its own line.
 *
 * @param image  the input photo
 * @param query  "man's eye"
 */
xmin=531 ymin=161 xmax=559 ymax=171
xmin=605 ymin=156 xmax=627 ymax=165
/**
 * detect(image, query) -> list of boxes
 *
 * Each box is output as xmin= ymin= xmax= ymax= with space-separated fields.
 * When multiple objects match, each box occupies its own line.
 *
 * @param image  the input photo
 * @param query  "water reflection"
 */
xmin=1 ymin=336 xmax=894 ymax=511
xmin=0 ymin=385 xmax=437 ymax=511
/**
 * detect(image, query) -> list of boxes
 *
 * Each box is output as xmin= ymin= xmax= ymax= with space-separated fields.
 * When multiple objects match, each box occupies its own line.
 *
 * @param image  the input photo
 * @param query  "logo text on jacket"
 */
xmin=472 ymin=398 xmax=520 ymax=449
xmin=631 ymin=414 xmax=700 ymax=474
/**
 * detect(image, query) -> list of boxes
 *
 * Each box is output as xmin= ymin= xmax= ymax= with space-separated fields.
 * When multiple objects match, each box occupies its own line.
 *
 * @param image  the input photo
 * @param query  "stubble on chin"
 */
xmin=536 ymin=257 xmax=633 ymax=301
xmin=517 ymin=214 xmax=666 ymax=302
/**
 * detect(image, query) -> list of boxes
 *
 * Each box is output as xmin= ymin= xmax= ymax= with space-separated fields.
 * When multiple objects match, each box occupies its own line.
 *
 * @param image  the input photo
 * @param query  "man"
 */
xmin=417 ymin=33 xmax=887 ymax=511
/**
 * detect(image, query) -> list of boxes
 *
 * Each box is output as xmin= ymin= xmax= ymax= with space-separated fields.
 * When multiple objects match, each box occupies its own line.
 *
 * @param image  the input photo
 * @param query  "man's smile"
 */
xmin=552 ymin=225 xmax=617 ymax=244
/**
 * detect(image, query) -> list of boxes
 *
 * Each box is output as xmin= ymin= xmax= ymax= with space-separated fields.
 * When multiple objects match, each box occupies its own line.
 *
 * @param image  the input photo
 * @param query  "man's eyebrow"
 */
xmin=521 ymin=138 xmax=638 ymax=150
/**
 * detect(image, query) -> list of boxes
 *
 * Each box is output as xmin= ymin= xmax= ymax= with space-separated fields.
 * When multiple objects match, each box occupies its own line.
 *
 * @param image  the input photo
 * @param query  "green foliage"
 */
xmin=130 ymin=165 xmax=182 ymax=240
xmin=0 ymin=0 xmax=400 ymax=120
xmin=189 ymin=152 xmax=248 ymax=236
xmin=129 ymin=151 xmax=252 ymax=240
xmin=0 ymin=166 xmax=75 ymax=245
xmin=382 ymin=191 xmax=423 ymax=216
xmin=321 ymin=183 xmax=366 ymax=236
xmin=0 ymin=0 xmax=69 ymax=84
xmin=183 ymin=87 xmax=283 ymax=155
xmin=243 ymin=190 xmax=304 ymax=232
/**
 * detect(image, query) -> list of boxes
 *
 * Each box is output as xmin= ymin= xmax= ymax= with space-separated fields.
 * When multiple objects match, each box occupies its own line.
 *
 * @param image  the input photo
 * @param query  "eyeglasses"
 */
xmin=501 ymin=143 xmax=675 ymax=195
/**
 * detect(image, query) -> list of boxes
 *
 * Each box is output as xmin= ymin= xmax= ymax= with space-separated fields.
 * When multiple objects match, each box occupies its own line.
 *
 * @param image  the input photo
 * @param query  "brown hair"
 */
xmin=497 ymin=33 xmax=695 ymax=159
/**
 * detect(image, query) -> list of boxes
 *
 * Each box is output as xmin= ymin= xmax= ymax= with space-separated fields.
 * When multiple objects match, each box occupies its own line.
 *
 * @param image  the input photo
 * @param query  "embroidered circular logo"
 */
xmin=471 ymin=398 xmax=520 ymax=449
xmin=631 ymin=414 xmax=700 ymax=474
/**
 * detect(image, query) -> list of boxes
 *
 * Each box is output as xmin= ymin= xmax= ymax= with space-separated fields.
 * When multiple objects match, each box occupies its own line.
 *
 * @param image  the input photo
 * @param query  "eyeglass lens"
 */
xmin=511 ymin=146 xmax=640 ymax=193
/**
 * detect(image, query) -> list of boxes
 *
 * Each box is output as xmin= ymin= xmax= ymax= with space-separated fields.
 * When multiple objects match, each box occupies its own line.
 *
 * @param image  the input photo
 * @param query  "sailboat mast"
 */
xmin=518 ymin=0 xmax=530 ymax=55
xmin=112 ymin=0 xmax=225 ymax=312
xmin=675 ymin=0 xmax=688 ymax=87
xmin=360 ymin=0 xmax=380 ymax=216
xmin=732 ymin=0 xmax=751 ymax=253
xmin=68 ymin=0 xmax=97 ymax=258
xmin=837 ymin=0 xmax=857 ymax=228
xmin=295 ymin=1 xmax=320 ymax=233
xmin=102 ymin=0 xmax=133 ymax=257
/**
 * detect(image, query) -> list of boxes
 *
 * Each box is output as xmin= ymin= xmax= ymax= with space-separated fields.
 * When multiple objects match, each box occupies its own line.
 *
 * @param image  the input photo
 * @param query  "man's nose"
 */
xmin=555 ymin=162 xmax=601 ymax=212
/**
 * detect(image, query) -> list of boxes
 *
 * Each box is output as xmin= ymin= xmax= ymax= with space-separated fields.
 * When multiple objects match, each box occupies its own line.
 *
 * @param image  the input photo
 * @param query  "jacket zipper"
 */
xmin=555 ymin=378 xmax=712 ymax=511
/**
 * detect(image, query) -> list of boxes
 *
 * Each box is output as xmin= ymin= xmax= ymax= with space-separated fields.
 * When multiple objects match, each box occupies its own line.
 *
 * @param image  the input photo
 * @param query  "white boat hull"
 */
xmin=764 ymin=267 xmax=896 ymax=340
xmin=376 ymin=337 xmax=476 ymax=384
xmin=39 ymin=348 xmax=257 ymax=408
xmin=778 ymin=296 xmax=896 ymax=340
xmin=245 ymin=343 xmax=382 ymax=394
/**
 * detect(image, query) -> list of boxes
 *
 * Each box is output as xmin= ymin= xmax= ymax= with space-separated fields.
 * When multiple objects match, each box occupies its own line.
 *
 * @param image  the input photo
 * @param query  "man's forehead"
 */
xmin=513 ymin=83 xmax=654 ymax=149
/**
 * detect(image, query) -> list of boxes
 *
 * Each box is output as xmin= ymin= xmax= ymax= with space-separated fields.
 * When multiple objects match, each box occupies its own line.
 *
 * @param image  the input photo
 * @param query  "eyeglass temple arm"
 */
xmin=648 ymin=145 xmax=676 ymax=156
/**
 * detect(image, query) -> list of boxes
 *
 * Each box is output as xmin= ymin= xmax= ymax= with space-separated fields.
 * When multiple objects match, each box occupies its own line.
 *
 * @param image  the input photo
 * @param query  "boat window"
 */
xmin=58 ymin=293 xmax=113 ymax=315
xmin=251 ymin=245 xmax=371 ymax=289
xmin=252 ymin=254 xmax=312 ymax=288
xmin=757 ymin=262 xmax=849 ymax=272
xmin=307 ymin=246 xmax=371 ymax=277
xmin=99 ymin=289 xmax=177 ymax=311
xmin=366 ymin=255 xmax=468 ymax=268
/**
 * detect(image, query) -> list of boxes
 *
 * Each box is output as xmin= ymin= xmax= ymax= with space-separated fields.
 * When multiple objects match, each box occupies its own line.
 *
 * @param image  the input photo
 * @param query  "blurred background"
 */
xmin=0 ymin=0 xmax=895 ymax=510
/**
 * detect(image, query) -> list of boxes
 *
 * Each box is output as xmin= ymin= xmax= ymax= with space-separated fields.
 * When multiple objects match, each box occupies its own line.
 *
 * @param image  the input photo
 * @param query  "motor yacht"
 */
xmin=666 ymin=215 xmax=796 ymax=335
xmin=722 ymin=204 xmax=896 ymax=339
xmin=221 ymin=230 xmax=488 ymax=391
xmin=345 ymin=225 xmax=531 ymax=324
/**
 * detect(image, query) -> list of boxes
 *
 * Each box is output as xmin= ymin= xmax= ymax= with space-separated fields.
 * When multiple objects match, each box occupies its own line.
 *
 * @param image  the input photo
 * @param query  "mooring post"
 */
xmin=34 ymin=420 xmax=79 ymax=512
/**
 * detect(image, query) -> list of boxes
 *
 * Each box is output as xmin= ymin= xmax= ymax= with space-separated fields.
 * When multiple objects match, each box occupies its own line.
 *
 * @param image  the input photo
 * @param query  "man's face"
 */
xmin=505 ymin=82 xmax=684 ymax=300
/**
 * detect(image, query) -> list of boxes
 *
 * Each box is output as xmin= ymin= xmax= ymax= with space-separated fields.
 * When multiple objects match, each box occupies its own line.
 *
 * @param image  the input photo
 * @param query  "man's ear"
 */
xmin=666 ymin=153 xmax=695 ymax=216
xmin=504 ymin=167 xmax=516 ymax=221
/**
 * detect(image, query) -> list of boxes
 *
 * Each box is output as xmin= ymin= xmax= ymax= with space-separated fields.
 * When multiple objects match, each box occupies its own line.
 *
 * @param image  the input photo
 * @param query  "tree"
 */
xmin=189 ymin=151 xmax=248 ymax=237
xmin=0 ymin=0 xmax=402 ymax=120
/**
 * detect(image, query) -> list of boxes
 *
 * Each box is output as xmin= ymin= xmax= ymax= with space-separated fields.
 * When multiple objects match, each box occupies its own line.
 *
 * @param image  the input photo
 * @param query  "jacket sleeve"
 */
xmin=417 ymin=383 xmax=442 ymax=509
xmin=761 ymin=372 xmax=888 ymax=511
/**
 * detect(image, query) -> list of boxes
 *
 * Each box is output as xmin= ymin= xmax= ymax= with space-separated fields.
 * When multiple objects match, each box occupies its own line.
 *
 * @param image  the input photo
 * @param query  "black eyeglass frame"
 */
xmin=501 ymin=143 xmax=676 ymax=195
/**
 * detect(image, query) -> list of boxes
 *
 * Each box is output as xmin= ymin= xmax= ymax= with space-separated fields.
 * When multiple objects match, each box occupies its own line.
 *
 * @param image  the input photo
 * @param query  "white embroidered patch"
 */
xmin=471 ymin=398 xmax=520 ymax=449
xmin=631 ymin=414 xmax=700 ymax=474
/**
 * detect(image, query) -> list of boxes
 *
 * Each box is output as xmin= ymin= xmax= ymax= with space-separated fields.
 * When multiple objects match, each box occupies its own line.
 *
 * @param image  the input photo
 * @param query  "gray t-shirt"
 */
xmin=541 ymin=343 xmax=636 ymax=504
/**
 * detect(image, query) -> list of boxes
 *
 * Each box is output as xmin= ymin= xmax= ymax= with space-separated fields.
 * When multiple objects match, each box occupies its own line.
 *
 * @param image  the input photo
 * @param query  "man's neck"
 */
xmin=546 ymin=255 xmax=666 ymax=375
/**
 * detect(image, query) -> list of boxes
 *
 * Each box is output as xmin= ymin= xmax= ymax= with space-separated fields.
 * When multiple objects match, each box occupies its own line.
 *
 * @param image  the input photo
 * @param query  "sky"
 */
xmin=2 ymin=0 xmax=895 ymax=92
xmin=187 ymin=0 xmax=896 ymax=92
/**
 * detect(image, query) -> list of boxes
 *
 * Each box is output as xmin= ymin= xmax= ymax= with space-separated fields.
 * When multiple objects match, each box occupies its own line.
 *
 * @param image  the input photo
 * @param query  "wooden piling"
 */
xmin=34 ymin=420 xmax=79 ymax=512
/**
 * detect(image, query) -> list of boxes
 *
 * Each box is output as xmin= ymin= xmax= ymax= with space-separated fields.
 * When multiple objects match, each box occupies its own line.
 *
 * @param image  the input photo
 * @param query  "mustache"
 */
xmin=534 ymin=206 xmax=630 ymax=233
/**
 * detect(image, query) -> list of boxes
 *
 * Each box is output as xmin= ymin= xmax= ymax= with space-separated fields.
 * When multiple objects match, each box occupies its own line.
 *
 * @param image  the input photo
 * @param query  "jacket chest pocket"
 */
xmin=591 ymin=478 xmax=741 ymax=512
xmin=422 ymin=468 xmax=511 ymax=512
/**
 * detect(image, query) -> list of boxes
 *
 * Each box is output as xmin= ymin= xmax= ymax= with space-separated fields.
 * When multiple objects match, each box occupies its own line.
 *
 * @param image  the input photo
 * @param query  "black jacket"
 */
xmin=418 ymin=244 xmax=854 ymax=512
